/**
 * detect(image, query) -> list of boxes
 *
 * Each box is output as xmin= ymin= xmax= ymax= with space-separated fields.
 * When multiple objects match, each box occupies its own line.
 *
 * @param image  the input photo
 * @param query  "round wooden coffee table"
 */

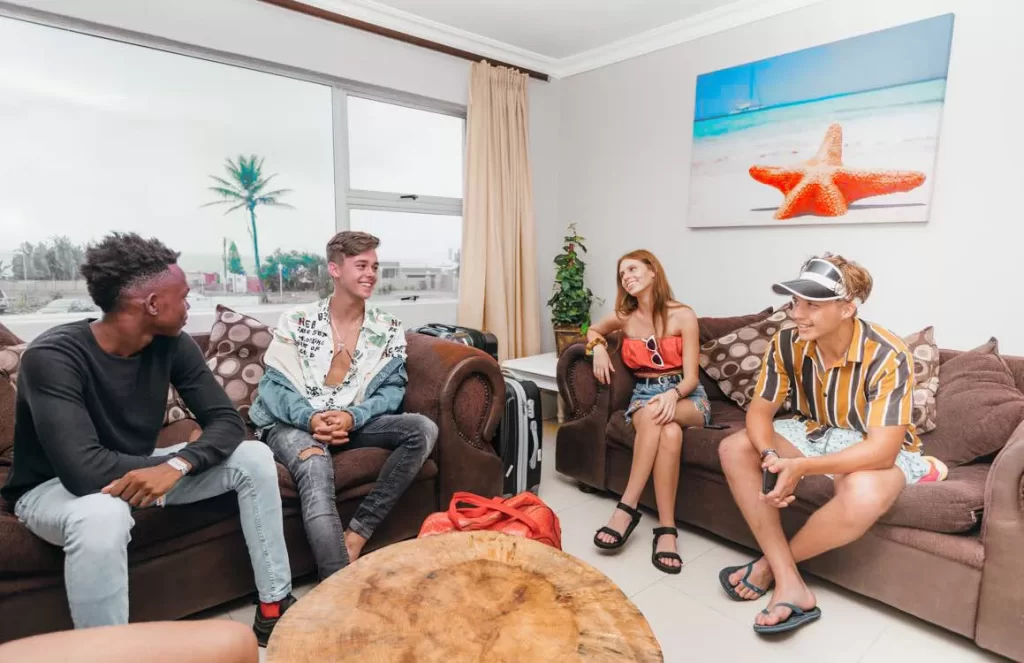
xmin=266 ymin=531 xmax=662 ymax=662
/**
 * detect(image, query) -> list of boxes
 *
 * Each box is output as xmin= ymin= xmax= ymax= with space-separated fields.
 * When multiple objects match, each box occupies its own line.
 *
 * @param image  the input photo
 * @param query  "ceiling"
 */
xmin=365 ymin=0 xmax=732 ymax=59
xmin=301 ymin=0 xmax=829 ymax=78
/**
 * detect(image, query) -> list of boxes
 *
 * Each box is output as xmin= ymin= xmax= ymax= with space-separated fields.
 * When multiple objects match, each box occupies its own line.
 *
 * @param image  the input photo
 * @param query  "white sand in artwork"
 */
xmin=687 ymin=102 xmax=945 ymax=228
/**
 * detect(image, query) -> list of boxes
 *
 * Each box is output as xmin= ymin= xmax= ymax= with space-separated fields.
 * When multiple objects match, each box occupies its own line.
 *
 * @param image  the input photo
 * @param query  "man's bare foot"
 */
xmin=755 ymin=579 xmax=816 ymax=627
xmin=728 ymin=557 xmax=774 ymax=600
xmin=596 ymin=503 xmax=638 ymax=546
xmin=344 ymin=530 xmax=367 ymax=563
xmin=654 ymin=529 xmax=681 ymax=569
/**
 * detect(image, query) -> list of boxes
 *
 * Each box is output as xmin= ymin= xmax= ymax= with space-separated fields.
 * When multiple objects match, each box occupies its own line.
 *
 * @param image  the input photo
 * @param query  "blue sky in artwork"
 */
xmin=694 ymin=14 xmax=954 ymax=121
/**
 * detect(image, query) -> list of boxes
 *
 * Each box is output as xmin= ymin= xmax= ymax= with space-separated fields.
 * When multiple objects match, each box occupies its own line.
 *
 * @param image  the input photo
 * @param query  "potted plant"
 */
xmin=547 ymin=223 xmax=598 ymax=355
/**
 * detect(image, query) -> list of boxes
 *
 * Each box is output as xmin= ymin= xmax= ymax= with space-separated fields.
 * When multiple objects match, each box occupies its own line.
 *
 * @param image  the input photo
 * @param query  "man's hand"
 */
xmin=103 ymin=464 xmax=184 ymax=508
xmin=760 ymin=456 xmax=804 ymax=508
xmin=312 ymin=410 xmax=354 ymax=445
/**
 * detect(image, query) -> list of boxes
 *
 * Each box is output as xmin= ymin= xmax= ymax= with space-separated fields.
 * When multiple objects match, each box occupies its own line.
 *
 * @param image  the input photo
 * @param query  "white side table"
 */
xmin=501 ymin=352 xmax=564 ymax=423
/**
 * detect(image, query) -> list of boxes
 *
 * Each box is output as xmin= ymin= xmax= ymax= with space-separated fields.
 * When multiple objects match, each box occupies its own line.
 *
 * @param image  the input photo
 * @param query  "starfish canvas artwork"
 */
xmin=686 ymin=14 xmax=955 ymax=228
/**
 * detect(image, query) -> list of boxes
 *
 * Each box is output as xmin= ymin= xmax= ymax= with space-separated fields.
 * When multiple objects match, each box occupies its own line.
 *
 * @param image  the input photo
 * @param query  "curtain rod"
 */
xmin=258 ymin=0 xmax=550 ymax=82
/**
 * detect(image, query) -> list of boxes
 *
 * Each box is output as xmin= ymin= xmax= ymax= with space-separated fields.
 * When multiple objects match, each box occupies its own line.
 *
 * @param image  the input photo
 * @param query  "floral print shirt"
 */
xmin=275 ymin=298 xmax=407 ymax=411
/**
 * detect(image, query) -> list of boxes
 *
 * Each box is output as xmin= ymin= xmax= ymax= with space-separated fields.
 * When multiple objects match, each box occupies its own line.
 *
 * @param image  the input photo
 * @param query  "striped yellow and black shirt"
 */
xmin=754 ymin=318 xmax=921 ymax=454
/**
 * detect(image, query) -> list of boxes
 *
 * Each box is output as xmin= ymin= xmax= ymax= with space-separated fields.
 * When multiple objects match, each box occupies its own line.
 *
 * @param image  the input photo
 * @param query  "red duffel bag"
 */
xmin=418 ymin=491 xmax=562 ymax=550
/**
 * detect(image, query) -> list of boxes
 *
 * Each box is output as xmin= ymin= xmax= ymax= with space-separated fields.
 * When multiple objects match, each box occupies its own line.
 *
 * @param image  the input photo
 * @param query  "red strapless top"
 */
xmin=621 ymin=336 xmax=683 ymax=371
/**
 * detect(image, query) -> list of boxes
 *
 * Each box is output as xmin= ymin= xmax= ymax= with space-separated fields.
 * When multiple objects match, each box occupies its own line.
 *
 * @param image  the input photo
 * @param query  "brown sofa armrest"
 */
xmin=975 ymin=418 xmax=1024 ymax=661
xmin=554 ymin=336 xmax=635 ymax=490
xmin=403 ymin=333 xmax=504 ymax=508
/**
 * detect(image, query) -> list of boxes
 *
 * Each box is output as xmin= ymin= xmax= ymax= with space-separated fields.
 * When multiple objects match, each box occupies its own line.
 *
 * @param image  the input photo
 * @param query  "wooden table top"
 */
xmin=266 ymin=531 xmax=662 ymax=662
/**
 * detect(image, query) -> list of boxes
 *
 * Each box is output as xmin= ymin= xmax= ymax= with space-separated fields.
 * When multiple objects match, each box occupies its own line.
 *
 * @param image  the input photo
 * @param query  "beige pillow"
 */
xmin=699 ymin=308 xmax=796 ymax=410
xmin=902 ymin=326 xmax=940 ymax=434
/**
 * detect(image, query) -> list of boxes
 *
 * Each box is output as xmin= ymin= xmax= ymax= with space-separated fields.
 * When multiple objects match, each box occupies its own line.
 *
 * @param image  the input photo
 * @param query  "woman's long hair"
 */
xmin=615 ymin=250 xmax=679 ymax=336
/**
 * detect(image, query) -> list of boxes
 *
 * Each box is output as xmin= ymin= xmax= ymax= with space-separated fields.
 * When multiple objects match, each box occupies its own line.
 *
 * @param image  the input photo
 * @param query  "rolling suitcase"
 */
xmin=411 ymin=323 xmax=498 ymax=361
xmin=499 ymin=372 xmax=543 ymax=496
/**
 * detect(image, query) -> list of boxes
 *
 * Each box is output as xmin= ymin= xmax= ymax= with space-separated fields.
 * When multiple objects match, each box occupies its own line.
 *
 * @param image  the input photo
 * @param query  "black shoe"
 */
xmin=252 ymin=593 xmax=298 ymax=648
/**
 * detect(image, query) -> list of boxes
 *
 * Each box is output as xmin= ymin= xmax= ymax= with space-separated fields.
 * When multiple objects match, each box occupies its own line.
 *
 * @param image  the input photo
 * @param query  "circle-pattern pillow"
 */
xmin=902 ymin=326 xmax=940 ymax=434
xmin=164 ymin=385 xmax=195 ymax=425
xmin=699 ymin=310 xmax=796 ymax=410
xmin=204 ymin=306 xmax=273 ymax=424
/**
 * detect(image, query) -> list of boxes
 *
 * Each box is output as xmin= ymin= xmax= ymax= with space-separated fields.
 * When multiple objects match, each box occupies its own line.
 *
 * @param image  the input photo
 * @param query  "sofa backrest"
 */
xmin=940 ymin=349 xmax=1024 ymax=395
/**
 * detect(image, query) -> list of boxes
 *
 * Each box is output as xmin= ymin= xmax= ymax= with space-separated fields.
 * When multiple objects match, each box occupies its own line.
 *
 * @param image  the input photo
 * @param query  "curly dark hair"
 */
xmin=80 ymin=233 xmax=181 ymax=313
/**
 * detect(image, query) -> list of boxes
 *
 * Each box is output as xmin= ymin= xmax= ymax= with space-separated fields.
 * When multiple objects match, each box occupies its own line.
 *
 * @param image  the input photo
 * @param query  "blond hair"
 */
xmin=820 ymin=252 xmax=872 ymax=303
xmin=326 ymin=231 xmax=379 ymax=264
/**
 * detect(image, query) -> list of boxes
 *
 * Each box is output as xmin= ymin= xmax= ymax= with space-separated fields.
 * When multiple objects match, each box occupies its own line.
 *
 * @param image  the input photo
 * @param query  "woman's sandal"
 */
xmin=651 ymin=526 xmax=683 ymax=574
xmin=593 ymin=502 xmax=643 ymax=550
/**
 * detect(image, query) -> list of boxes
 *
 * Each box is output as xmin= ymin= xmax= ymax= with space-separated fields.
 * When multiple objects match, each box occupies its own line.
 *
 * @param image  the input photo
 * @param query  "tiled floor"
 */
xmin=203 ymin=422 xmax=1005 ymax=662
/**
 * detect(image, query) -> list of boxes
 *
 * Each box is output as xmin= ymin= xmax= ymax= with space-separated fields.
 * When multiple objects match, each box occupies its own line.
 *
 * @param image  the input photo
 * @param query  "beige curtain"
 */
xmin=458 ymin=61 xmax=541 ymax=362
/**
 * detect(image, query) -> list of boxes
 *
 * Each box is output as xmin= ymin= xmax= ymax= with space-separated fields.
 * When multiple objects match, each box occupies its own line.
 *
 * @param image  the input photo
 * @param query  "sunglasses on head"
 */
xmin=643 ymin=335 xmax=665 ymax=367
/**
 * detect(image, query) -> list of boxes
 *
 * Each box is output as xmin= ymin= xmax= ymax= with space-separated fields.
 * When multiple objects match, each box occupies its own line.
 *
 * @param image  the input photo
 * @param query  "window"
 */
xmin=0 ymin=15 xmax=335 ymax=316
xmin=345 ymin=95 xmax=464 ymax=303
xmin=0 ymin=11 xmax=466 ymax=330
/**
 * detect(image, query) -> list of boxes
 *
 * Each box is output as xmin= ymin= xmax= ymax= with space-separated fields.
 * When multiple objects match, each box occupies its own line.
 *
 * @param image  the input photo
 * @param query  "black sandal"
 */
xmin=652 ymin=526 xmax=683 ymax=574
xmin=593 ymin=502 xmax=643 ymax=550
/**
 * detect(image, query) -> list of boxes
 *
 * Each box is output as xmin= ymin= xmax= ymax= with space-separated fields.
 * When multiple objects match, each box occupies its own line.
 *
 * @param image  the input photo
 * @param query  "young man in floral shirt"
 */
xmin=250 ymin=231 xmax=437 ymax=578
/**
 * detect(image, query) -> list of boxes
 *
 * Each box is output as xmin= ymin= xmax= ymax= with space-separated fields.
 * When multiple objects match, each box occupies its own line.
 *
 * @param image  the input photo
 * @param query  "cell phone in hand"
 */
xmin=762 ymin=466 xmax=779 ymax=494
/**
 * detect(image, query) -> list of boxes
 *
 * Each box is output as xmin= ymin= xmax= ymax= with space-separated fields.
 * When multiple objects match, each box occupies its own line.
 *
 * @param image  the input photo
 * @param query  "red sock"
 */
xmin=260 ymin=601 xmax=282 ymax=619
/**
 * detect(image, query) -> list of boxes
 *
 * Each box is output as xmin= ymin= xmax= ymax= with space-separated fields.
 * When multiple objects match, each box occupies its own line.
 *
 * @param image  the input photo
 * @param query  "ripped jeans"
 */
xmin=263 ymin=414 xmax=437 ymax=580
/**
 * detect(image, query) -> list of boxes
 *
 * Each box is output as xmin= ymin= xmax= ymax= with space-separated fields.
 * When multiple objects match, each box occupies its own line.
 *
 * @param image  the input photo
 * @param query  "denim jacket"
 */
xmin=250 ymin=356 xmax=407 ymax=434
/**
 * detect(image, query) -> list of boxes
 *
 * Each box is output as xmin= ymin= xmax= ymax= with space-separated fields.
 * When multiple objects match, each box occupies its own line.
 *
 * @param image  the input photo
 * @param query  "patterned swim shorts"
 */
xmin=772 ymin=418 xmax=946 ymax=485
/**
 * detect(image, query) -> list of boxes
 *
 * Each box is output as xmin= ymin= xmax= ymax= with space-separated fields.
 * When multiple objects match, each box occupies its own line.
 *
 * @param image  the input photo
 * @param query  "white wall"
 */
xmin=2 ymin=0 xmax=562 ymax=349
xmin=556 ymin=0 xmax=1024 ymax=355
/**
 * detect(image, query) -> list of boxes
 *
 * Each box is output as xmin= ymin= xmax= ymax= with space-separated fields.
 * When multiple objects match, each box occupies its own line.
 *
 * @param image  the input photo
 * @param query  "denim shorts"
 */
xmin=624 ymin=374 xmax=713 ymax=426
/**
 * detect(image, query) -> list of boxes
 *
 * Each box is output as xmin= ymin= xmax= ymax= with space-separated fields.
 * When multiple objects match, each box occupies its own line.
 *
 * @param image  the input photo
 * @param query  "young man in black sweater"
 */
xmin=2 ymin=233 xmax=294 ymax=646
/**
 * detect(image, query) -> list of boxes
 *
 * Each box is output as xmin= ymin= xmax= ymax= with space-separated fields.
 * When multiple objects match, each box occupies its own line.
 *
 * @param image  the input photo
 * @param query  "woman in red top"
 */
xmin=586 ymin=250 xmax=712 ymax=573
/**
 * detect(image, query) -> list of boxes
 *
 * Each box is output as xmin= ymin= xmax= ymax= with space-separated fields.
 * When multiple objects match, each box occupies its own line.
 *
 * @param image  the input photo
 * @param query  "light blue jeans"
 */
xmin=13 ymin=440 xmax=292 ymax=629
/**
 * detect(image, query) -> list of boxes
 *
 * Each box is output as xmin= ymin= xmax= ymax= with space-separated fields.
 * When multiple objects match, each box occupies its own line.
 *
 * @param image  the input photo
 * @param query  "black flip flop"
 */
xmin=719 ymin=561 xmax=773 ymax=601
xmin=753 ymin=602 xmax=822 ymax=634
xmin=593 ymin=502 xmax=643 ymax=550
xmin=651 ymin=526 xmax=683 ymax=574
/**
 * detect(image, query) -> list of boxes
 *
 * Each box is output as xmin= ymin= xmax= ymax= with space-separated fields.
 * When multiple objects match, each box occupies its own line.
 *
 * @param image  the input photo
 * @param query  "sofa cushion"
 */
xmin=920 ymin=339 xmax=1024 ymax=467
xmin=794 ymin=463 xmax=988 ymax=534
xmin=0 ymin=453 xmax=439 ymax=576
xmin=697 ymin=307 xmax=774 ymax=345
xmin=606 ymin=400 xmax=747 ymax=474
xmin=204 ymin=305 xmax=273 ymax=424
xmin=700 ymin=308 xmax=795 ymax=410
xmin=903 ymin=326 xmax=940 ymax=434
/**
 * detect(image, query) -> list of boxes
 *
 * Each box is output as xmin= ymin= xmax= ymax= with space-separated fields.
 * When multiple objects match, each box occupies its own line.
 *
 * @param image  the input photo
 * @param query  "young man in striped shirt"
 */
xmin=717 ymin=254 xmax=945 ymax=635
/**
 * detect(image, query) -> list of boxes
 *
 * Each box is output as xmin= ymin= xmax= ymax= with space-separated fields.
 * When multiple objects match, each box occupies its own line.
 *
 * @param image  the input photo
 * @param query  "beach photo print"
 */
xmin=686 ymin=14 xmax=955 ymax=228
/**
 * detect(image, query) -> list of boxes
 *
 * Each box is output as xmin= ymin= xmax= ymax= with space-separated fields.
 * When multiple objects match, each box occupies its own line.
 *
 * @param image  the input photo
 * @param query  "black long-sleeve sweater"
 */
xmin=2 ymin=320 xmax=245 ymax=504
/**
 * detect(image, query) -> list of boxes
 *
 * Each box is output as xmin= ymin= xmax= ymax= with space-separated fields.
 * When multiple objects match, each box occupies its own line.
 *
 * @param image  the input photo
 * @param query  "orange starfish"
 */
xmin=749 ymin=123 xmax=926 ymax=220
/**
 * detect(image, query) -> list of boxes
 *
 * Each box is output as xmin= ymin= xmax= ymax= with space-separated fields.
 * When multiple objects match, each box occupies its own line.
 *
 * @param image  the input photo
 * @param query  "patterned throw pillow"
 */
xmin=164 ymin=386 xmax=195 ymax=425
xmin=204 ymin=305 xmax=273 ymax=423
xmin=0 ymin=343 xmax=27 ymax=387
xmin=903 ymin=326 xmax=940 ymax=434
xmin=699 ymin=308 xmax=796 ymax=410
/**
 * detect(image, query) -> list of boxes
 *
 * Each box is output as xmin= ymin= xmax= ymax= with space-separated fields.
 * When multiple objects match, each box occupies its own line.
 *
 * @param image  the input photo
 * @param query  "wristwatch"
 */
xmin=166 ymin=457 xmax=191 ymax=475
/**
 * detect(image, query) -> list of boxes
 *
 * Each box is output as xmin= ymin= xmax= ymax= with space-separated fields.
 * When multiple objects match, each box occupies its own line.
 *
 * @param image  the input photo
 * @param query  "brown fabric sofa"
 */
xmin=0 ymin=328 xmax=505 ymax=643
xmin=556 ymin=315 xmax=1024 ymax=662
